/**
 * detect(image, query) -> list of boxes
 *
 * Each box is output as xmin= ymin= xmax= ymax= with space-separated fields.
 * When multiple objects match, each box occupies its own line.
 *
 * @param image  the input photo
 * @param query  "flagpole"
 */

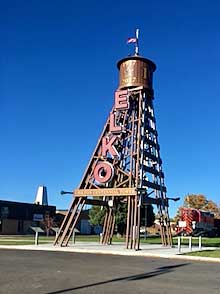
xmin=135 ymin=28 xmax=139 ymax=55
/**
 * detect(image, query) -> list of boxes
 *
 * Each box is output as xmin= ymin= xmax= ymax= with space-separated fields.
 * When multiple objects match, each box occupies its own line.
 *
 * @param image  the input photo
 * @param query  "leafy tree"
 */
xmin=169 ymin=217 xmax=175 ymax=222
xmin=115 ymin=203 xmax=127 ymax=236
xmin=174 ymin=194 xmax=219 ymax=219
xmin=203 ymin=200 xmax=218 ymax=213
xmin=89 ymin=203 xmax=128 ymax=235
xmin=183 ymin=194 xmax=207 ymax=209
xmin=40 ymin=213 xmax=56 ymax=236
xmin=173 ymin=208 xmax=181 ymax=223
xmin=89 ymin=206 xmax=107 ymax=226
xmin=140 ymin=205 xmax=155 ymax=227
xmin=115 ymin=203 xmax=127 ymax=225
xmin=115 ymin=204 xmax=155 ymax=235
xmin=89 ymin=203 xmax=155 ymax=235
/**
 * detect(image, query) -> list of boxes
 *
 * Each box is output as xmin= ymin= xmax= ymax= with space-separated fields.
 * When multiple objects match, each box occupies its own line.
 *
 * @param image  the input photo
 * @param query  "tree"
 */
xmin=183 ymin=194 xmax=207 ymax=209
xmin=203 ymin=200 xmax=218 ymax=213
xmin=174 ymin=194 xmax=219 ymax=219
xmin=89 ymin=203 xmax=128 ymax=235
xmin=115 ymin=203 xmax=127 ymax=235
xmin=173 ymin=208 xmax=181 ymax=223
xmin=89 ymin=203 xmax=155 ymax=235
xmin=40 ymin=213 xmax=56 ymax=236
xmin=140 ymin=205 xmax=155 ymax=227
xmin=89 ymin=206 xmax=106 ymax=226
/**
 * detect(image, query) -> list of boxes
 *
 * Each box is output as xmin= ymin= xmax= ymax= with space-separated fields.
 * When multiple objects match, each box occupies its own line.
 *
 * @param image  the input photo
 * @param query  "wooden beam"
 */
xmin=142 ymin=180 xmax=167 ymax=193
xmin=143 ymin=166 xmax=164 ymax=178
xmin=84 ymin=199 xmax=108 ymax=206
xmin=142 ymin=196 xmax=168 ymax=206
xmin=74 ymin=187 xmax=137 ymax=197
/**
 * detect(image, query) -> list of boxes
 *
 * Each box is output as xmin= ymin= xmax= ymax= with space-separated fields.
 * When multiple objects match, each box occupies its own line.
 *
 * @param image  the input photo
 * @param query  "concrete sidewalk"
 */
xmin=0 ymin=241 xmax=219 ymax=262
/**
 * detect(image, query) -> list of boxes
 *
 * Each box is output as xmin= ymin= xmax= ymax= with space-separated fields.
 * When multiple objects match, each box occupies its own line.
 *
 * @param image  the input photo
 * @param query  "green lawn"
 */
xmin=0 ymin=241 xmax=53 ymax=245
xmin=185 ymin=250 xmax=220 ymax=258
xmin=172 ymin=237 xmax=220 ymax=247
xmin=0 ymin=235 xmax=54 ymax=245
xmin=0 ymin=235 xmax=220 ymax=247
xmin=140 ymin=236 xmax=220 ymax=247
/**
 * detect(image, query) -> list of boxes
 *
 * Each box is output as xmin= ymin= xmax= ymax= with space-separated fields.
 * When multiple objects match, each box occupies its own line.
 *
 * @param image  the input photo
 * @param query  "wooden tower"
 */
xmin=54 ymin=44 xmax=172 ymax=250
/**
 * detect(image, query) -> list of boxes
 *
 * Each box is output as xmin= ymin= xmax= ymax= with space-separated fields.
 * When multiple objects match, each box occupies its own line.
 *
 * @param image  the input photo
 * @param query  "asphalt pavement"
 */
xmin=0 ymin=242 xmax=219 ymax=263
xmin=0 ymin=249 xmax=219 ymax=294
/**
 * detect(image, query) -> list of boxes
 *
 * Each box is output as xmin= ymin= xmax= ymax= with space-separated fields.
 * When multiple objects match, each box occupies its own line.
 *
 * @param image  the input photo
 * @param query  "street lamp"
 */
xmin=167 ymin=197 xmax=180 ymax=202
xmin=60 ymin=190 xmax=73 ymax=195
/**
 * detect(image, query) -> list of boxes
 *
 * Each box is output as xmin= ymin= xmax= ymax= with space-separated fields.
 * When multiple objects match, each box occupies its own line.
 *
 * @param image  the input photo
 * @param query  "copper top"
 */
xmin=117 ymin=55 xmax=156 ymax=90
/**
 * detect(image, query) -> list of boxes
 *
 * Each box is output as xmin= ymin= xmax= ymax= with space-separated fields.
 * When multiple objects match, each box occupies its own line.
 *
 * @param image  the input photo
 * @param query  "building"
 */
xmin=0 ymin=200 xmax=56 ymax=234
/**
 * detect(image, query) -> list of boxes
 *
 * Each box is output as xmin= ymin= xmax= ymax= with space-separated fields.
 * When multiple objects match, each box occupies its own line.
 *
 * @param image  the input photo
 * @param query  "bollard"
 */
xmin=72 ymin=230 xmax=76 ymax=245
xmin=199 ymin=236 xmax=202 ymax=250
xmin=178 ymin=236 xmax=181 ymax=253
xmin=35 ymin=231 xmax=39 ymax=245
xmin=100 ymin=233 xmax=103 ymax=244
xmin=189 ymin=236 xmax=192 ymax=251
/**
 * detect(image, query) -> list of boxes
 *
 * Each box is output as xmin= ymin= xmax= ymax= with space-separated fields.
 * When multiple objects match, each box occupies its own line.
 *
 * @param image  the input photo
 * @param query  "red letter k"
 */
xmin=101 ymin=136 xmax=119 ymax=158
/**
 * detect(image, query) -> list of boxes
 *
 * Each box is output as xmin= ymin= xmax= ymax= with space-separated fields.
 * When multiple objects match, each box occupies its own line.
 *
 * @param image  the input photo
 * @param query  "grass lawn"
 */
xmin=0 ymin=241 xmax=53 ymax=245
xmin=185 ymin=250 xmax=220 ymax=258
xmin=140 ymin=236 xmax=220 ymax=247
xmin=0 ymin=235 xmax=54 ymax=245
xmin=0 ymin=235 xmax=220 ymax=247
xmin=172 ymin=237 xmax=220 ymax=247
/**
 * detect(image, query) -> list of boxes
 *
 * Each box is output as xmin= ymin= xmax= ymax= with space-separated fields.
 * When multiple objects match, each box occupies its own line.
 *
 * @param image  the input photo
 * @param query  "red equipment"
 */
xmin=177 ymin=207 xmax=214 ymax=235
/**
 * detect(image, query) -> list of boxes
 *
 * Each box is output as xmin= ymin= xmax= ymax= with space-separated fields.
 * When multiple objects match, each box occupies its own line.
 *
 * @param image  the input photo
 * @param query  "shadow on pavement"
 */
xmin=46 ymin=263 xmax=190 ymax=294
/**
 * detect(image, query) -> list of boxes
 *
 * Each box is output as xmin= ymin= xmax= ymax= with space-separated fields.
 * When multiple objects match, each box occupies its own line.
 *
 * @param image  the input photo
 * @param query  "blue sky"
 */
xmin=1 ymin=0 xmax=220 ymax=217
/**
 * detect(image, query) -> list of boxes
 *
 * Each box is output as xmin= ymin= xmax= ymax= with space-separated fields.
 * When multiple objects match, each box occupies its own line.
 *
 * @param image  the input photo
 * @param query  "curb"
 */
xmin=0 ymin=244 xmax=220 ymax=263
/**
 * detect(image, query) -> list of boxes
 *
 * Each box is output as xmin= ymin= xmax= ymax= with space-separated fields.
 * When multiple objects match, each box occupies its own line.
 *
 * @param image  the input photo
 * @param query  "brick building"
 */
xmin=0 ymin=200 xmax=56 ymax=234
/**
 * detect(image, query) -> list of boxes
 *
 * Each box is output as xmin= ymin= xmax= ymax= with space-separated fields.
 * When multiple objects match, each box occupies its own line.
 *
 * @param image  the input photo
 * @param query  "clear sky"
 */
xmin=1 ymin=0 xmax=220 ymax=217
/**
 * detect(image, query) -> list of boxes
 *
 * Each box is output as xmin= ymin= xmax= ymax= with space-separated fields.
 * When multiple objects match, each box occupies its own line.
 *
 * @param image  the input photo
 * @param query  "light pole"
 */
xmin=60 ymin=190 xmax=72 ymax=195
xmin=144 ymin=205 xmax=147 ymax=239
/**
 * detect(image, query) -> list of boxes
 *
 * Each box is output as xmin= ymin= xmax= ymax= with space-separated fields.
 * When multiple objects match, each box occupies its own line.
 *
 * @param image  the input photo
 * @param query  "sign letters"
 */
xmin=93 ymin=90 xmax=128 ymax=185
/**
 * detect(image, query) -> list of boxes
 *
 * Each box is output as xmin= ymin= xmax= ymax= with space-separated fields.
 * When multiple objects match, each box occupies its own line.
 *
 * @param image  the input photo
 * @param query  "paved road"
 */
xmin=0 ymin=249 xmax=219 ymax=294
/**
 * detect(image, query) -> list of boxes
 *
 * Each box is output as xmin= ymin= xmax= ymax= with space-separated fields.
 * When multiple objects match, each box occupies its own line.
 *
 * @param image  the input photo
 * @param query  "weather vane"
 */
xmin=127 ymin=28 xmax=139 ymax=55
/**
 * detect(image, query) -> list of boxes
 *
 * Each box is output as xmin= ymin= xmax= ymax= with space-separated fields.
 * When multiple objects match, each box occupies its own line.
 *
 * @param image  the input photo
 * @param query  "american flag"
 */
xmin=127 ymin=37 xmax=137 ymax=44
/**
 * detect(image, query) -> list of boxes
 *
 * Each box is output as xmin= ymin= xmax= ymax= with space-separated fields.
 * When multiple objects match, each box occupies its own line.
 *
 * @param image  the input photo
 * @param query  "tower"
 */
xmin=34 ymin=185 xmax=48 ymax=206
xmin=55 ymin=36 xmax=172 ymax=249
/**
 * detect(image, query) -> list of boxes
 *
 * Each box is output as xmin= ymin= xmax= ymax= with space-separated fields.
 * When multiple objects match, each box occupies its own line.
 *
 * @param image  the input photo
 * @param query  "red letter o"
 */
xmin=93 ymin=161 xmax=114 ymax=184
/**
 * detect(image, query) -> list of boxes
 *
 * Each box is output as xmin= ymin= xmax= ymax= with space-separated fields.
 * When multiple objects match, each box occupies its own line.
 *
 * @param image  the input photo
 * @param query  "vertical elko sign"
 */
xmin=93 ymin=90 xmax=128 ymax=185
